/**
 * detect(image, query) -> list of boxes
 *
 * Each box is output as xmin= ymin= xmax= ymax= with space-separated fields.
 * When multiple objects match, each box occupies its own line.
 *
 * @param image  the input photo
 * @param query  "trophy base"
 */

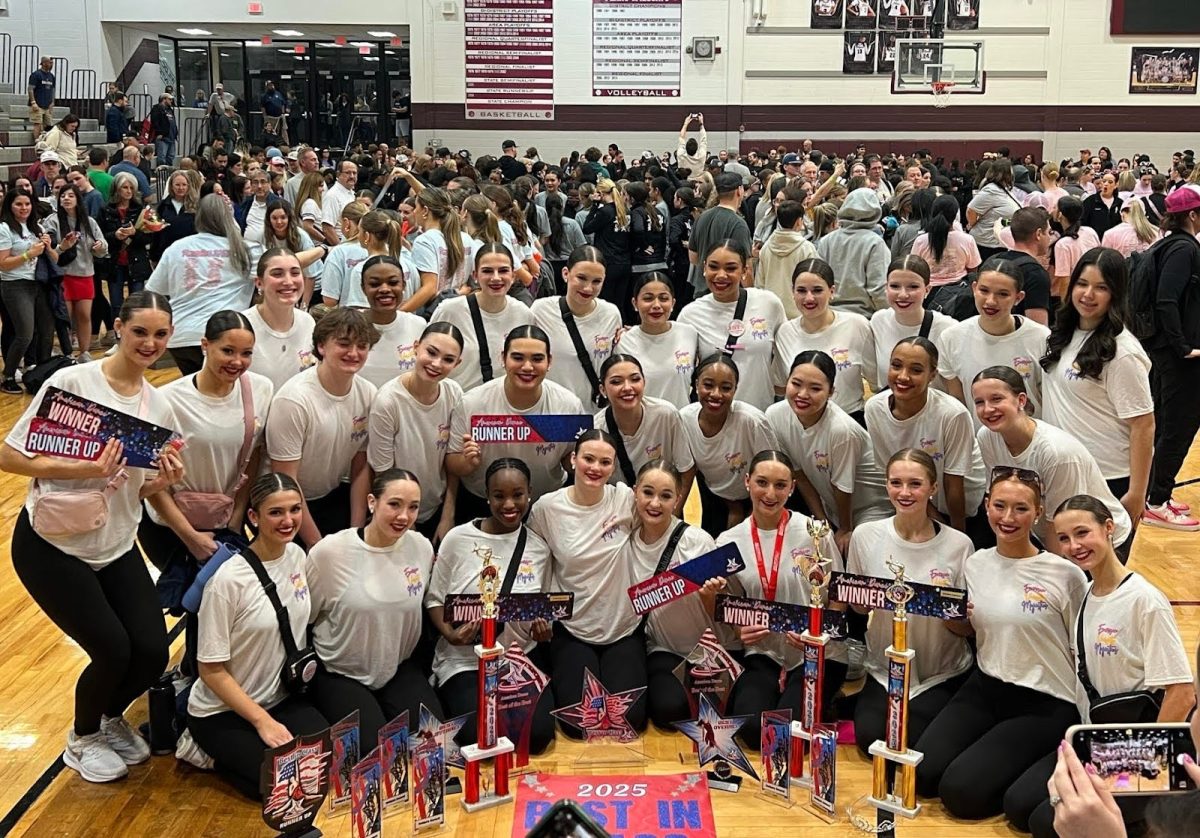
xmin=707 ymin=770 xmax=742 ymax=793
xmin=754 ymin=789 xmax=795 ymax=809
xmin=789 ymin=721 xmax=813 ymax=788
xmin=868 ymin=795 xmax=922 ymax=819
xmin=462 ymin=737 xmax=514 ymax=810
xmin=867 ymin=741 xmax=925 ymax=767
xmin=460 ymin=791 xmax=514 ymax=813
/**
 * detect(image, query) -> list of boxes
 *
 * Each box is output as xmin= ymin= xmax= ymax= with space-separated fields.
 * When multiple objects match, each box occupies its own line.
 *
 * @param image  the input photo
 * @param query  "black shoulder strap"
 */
xmin=466 ymin=294 xmax=494 ymax=383
xmin=604 ymin=406 xmax=637 ymax=485
xmin=918 ymin=308 xmax=934 ymax=340
xmin=639 ymin=521 xmax=691 ymax=631
xmin=559 ymin=297 xmax=605 ymax=407
xmin=722 ymin=288 xmax=749 ymax=357
xmin=500 ymin=526 xmax=528 ymax=596
xmin=1075 ymin=574 xmax=1135 ymax=703
xmin=240 ymin=549 xmax=301 ymax=658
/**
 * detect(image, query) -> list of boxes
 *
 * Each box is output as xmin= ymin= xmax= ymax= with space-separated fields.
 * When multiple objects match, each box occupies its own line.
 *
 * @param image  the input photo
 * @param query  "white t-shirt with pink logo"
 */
xmin=771 ymin=310 xmax=875 ymax=415
xmin=939 ymin=315 xmax=1050 ymax=429
xmin=242 ymin=305 xmax=317 ymax=393
xmin=912 ymin=230 xmax=983 ymax=286
xmin=146 ymin=232 xmax=255 ymax=347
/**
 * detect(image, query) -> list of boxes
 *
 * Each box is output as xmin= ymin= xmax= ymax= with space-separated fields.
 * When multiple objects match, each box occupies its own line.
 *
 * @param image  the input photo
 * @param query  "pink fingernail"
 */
xmin=1058 ymin=740 xmax=1065 ymax=752
xmin=1184 ymin=754 xmax=1195 ymax=766
xmin=1085 ymin=763 xmax=1097 ymax=775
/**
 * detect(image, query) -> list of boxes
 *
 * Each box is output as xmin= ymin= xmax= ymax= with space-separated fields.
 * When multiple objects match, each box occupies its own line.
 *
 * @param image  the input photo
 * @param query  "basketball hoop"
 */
xmin=931 ymin=80 xmax=955 ymax=108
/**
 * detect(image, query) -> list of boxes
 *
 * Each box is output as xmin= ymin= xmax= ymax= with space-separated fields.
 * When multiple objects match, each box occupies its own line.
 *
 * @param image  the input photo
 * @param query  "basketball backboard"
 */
xmin=891 ymin=39 xmax=985 ymax=94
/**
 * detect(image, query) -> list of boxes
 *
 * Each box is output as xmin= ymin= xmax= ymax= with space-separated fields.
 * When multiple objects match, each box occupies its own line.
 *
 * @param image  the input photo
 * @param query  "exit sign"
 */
xmin=248 ymin=2 xmax=263 ymax=13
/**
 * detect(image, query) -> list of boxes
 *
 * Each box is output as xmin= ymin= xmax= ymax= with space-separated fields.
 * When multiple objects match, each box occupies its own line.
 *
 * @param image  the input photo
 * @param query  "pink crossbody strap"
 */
xmin=229 ymin=375 xmax=255 ymax=494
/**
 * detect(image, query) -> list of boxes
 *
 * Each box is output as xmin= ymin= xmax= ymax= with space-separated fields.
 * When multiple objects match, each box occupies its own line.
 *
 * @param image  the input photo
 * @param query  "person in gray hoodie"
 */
xmin=756 ymin=200 xmax=817 ymax=319
xmin=816 ymin=188 xmax=889 ymax=317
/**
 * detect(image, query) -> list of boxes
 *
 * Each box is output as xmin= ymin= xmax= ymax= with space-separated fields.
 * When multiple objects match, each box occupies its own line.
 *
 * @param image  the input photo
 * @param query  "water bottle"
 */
xmin=148 ymin=672 xmax=178 ymax=755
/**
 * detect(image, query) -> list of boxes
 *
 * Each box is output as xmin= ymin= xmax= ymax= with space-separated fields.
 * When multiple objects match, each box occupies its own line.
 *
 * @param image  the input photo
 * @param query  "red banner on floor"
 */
xmin=512 ymin=773 xmax=716 ymax=837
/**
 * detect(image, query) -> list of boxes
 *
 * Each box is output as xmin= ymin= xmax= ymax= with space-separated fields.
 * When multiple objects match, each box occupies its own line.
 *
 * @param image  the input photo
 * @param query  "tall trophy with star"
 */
xmin=460 ymin=546 xmax=515 ymax=812
xmin=867 ymin=560 xmax=924 ymax=819
xmin=790 ymin=518 xmax=834 ymax=790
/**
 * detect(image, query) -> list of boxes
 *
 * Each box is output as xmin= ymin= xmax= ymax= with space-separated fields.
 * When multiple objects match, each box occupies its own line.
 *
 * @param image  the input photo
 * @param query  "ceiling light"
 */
xmin=177 ymin=28 xmax=212 ymax=36
xmin=182 ymin=48 xmax=206 ymax=53
xmin=351 ymin=41 xmax=372 ymax=47
xmin=363 ymin=56 xmax=379 ymax=62
xmin=368 ymin=31 xmax=396 ymax=37
xmin=273 ymin=29 xmax=304 ymax=37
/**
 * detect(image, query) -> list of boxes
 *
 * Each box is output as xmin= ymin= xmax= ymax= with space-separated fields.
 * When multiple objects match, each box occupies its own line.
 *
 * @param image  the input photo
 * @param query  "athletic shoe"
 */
xmin=0 ymin=379 xmax=22 ymax=395
xmin=1142 ymin=503 xmax=1200 ymax=532
xmin=845 ymin=637 xmax=867 ymax=681
xmin=174 ymin=730 xmax=214 ymax=770
xmin=63 ymin=730 xmax=129 ymax=783
xmin=1168 ymin=498 xmax=1192 ymax=514
xmin=101 ymin=715 xmax=152 ymax=765
xmin=75 ymin=352 xmax=93 ymax=363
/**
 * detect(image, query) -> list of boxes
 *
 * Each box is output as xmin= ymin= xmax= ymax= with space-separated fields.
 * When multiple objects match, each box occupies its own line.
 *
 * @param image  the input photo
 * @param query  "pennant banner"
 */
xmin=30 ymin=386 xmax=181 ymax=468
xmin=829 ymin=571 xmax=968 ymax=621
xmin=513 ymin=773 xmax=717 ymax=838
xmin=627 ymin=544 xmax=745 ymax=616
xmin=445 ymin=591 xmax=575 ymax=623
xmin=470 ymin=413 xmax=593 ymax=444
xmin=714 ymin=594 xmax=847 ymax=637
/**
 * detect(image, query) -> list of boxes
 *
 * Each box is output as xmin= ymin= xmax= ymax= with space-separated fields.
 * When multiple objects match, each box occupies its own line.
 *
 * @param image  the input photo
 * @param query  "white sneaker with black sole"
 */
xmin=64 ymin=730 xmax=129 ymax=782
xmin=101 ymin=715 xmax=152 ymax=765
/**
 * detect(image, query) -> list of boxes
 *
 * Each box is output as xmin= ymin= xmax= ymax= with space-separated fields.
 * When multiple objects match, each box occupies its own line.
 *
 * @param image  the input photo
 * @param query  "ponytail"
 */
xmin=926 ymin=195 xmax=958 ymax=263
xmin=545 ymin=192 xmax=566 ymax=257
xmin=463 ymin=193 xmax=503 ymax=245
xmin=417 ymin=187 xmax=464 ymax=280
xmin=598 ymin=178 xmax=628 ymax=230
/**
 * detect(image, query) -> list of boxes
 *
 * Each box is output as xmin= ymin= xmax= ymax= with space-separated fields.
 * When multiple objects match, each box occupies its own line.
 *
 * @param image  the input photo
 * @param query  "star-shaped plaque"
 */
xmin=672 ymin=693 xmax=759 ymax=781
xmin=550 ymin=668 xmax=645 ymax=743
xmin=416 ymin=703 xmax=471 ymax=769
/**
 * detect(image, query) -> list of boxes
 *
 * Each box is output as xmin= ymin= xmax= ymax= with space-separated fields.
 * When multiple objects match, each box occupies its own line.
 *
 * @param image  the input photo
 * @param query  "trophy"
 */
xmin=790 ymin=518 xmax=833 ymax=790
xmin=867 ymin=560 xmax=924 ymax=819
xmin=460 ymin=546 xmax=515 ymax=812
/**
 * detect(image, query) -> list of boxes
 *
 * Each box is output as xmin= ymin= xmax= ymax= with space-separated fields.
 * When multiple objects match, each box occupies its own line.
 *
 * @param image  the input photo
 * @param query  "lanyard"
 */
xmin=750 ymin=510 xmax=789 ymax=602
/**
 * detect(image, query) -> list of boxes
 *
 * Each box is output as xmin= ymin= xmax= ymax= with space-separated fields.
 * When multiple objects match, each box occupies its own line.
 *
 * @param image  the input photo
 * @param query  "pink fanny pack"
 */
xmin=173 ymin=375 xmax=256 ymax=532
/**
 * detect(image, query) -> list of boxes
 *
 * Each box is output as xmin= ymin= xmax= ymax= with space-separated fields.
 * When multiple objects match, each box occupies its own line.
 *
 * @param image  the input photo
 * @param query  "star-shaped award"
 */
xmin=416 ymin=703 xmax=471 ymax=769
xmin=551 ymin=668 xmax=645 ymax=743
xmin=672 ymin=693 xmax=759 ymax=781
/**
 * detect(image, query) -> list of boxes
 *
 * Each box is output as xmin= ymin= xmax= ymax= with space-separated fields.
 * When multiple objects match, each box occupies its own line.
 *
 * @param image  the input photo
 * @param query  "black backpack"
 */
xmin=928 ymin=279 xmax=978 ymax=321
xmin=1127 ymin=235 xmax=1199 ymax=342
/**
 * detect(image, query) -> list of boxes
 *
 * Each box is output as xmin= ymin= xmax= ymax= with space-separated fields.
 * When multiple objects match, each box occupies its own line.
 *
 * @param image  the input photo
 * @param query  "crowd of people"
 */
xmin=2 ymin=111 xmax=1200 ymax=838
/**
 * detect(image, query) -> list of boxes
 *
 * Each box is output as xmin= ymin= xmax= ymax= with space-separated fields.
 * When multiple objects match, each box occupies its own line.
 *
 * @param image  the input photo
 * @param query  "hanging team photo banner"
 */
xmin=844 ymin=32 xmax=878 ymax=75
xmin=810 ymin=0 xmax=844 ymax=29
xmin=465 ymin=0 xmax=555 ymax=120
xmin=592 ymin=0 xmax=683 ymax=98
xmin=845 ymin=0 xmax=879 ymax=30
xmin=1129 ymin=47 xmax=1199 ymax=94
xmin=946 ymin=0 xmax=980 ymax=30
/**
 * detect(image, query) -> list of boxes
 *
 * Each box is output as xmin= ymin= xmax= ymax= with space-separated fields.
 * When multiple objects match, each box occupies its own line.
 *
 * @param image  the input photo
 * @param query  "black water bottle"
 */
xmin=147 ymin=673 xmax=178 ymax=755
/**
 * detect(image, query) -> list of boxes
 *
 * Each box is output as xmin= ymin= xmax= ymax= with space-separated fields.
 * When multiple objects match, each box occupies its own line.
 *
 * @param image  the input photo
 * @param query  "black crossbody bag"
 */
xmin=467 ymin=295 xmax=494 ymax=383
xmin=1075 ymin=576 xmax=1162 ymax=724
xmin=241 ymin=549 xmax=319 ymax=696
xmin=559 ymin=297 xmax=606 ymax=408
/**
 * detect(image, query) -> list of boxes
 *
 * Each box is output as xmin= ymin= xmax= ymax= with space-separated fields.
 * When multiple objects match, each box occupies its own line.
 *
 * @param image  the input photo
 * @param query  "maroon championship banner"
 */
xmin=592 ymin=0 xmax=683 ymax=97
xmin=465 ymin=0 xmax=554 ymax=120
xmin=513 ymin=773 xmax=717 ymax=838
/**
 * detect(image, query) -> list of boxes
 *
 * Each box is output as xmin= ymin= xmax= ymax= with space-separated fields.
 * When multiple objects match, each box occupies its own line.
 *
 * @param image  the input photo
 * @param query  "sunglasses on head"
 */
xmin=989 ymin=466 xmax=1044 ymax=496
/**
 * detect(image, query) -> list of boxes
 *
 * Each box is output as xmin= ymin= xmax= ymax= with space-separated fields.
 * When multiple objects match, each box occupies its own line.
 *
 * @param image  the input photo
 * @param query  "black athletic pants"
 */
xmin=170 ymin=345 xmax=205 ymax=376
xmin=11 ymin=509 xmax=169 ymax=736
xmin=303 ymin=482 xmax=352 ymax=549
xmin=438 ymin=644 xmax=556 ymax=755
xmin=310 ymin=659 xmax=442 ymax=748
xmin=852 ymin=671 xmax=970 ymax=757
xmin=549 ymin=623 xmax=648 ymax=736
xmin=696 ymin=475 xmax=749 ymax=540
xmin=1148 ymin=349 xmax=1200 ymax=507
xmin=726 ymin=654 xmax=848 ymax=747
xmin=646 ymin=650 xmax=695 ymax=730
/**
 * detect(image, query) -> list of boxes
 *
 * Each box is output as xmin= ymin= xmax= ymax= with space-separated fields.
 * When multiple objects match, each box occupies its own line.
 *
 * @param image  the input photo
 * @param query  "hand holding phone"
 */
xmin=1066 ymin=723 xmax=1197 ymax=796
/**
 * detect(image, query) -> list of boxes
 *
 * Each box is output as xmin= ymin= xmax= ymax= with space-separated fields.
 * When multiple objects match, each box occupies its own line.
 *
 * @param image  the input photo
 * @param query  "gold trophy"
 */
xmin=867 ymin=559 xmax=923 ymax=818
xmin=789 ymin=519 xmax=833 ymax=789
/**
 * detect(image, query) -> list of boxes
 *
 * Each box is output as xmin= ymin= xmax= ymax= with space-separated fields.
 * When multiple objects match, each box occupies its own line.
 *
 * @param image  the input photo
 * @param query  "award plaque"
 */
xmin=810 ymin=725 xmax=838 ymax=818
xmin=260 ymin=730 xmax=332 ymax=838
xmin=378 ymin=711 xmax=410 ymax=811
xmin=760 ymin=710 xmax=793 ymax=803
xmin=672 ymin=693 xmax=758 ymax=793
xmin=671 ymin=628 xmax=744 ymax=716
xmin=411 ymin=736 xmax=447 ymax=832
xmin=328 ymin=711 xmax=361 ymax=812
xmin=551 ymin=668 xmax=648 ymax=768
xmin=417 ymin=703 xmax=470 ymax=796
xmin=498 ymin=643 xmax=549 ymax=772
xmin=350 ymin=747 xmax=383 ymax=838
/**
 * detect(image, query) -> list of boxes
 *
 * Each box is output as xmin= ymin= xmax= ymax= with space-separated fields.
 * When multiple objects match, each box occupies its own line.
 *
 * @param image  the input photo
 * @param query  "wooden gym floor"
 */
xmin=0 ymin=363 xmax=1196 ymax=837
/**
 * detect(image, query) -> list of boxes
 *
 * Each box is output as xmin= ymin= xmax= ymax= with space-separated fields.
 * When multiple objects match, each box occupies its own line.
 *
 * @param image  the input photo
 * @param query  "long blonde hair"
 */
xmin=1126 ymin=198 xmax=1159 ymax=245
xmin=358 ymin=210 xmax=403 ymax=258
xmin=295 ymin=172 xmax=325 ymax=212
xmin=597 ymin=178 xmax=628 ymax=229
xmin=462 ymin=193 xmax=503 ymax=244
xmin=416 ymin=187 xmax=464 ymax=280
xmin=809 ymin=202 xmax=839 ymax=243
xmin=167 ymin=170 xmax=199 ymax=213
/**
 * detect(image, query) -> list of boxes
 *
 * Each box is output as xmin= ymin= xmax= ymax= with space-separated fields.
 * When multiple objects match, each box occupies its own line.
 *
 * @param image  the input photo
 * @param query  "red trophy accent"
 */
xmin=790 ymin=518 xmax=833 ymax=790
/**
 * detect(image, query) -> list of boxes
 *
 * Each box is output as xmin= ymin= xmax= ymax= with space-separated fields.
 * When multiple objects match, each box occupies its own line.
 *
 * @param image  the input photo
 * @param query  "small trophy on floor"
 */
xmin=791 ymin=518 xmax=834 ymax=789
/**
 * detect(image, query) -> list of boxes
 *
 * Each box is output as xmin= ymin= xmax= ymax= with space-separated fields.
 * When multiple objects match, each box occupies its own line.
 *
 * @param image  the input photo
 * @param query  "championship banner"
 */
xmin=830 ymin=572 xmax=967 ymax=621
xmin=627 ymin=543 xmax=745 ymax=616
xmin=470 ymin=414 xmax=593 ymax=444
xmin=464 ymin=0 xmax=554 ymax=120
xmin=445 ymin=591 xmax=574 ymax=623
xmin=592 ymin=0 xmax=683 ymax=98
xmin=29 ymin=387 xmax=181 ymax=468
xmin=714 ymin=594 xmax=847 ymax=637
xmin=513 ymin=773 xmax=718 ymax=838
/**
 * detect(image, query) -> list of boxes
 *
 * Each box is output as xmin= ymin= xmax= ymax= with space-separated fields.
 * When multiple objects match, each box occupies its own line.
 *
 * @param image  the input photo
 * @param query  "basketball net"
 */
xmin=931 ymin=81 xmax=954 ymax=108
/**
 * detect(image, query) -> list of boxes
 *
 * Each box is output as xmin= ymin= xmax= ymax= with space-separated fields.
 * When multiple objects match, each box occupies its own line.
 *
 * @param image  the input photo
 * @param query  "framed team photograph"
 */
xmin=810 ymin=0 xmax=844 ymax=30
xmin=1130 ymin=47 xmax=1199 ymax=94
xmin=844 ymin=32 xmax=877 ymax=74
xmin=946 ymin=0 xmax=979 ymax=30
xmin=845 ymin=0 xmax=880 ymax=31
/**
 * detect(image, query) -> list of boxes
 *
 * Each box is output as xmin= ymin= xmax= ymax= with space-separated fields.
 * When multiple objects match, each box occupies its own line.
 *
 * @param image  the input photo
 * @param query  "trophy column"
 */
xmin=790 ymin=519 xmax=832 ymax=790
xmin=867 ymin=561 xmax=923 ymax=818
xmin=462 ymin=547 xmax=515 ymax=812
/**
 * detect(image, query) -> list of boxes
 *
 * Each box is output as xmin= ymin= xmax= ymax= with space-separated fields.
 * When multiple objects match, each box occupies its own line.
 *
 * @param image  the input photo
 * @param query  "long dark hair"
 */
xmin=55 ymin=184 xmax=92 ymax=244
xmin=625 ymin=182 xmax=662 ymax=233
xmin=545 ymin=192 xmax=566 ymax=256
xmin=1056 ymin=195 xmax=1084 ymax=240
xmin=926 ymin=194 xmax=959 ymax=262
xmin=1 ymin=188 xmax=42 ymax=237
xmin=1040 ymin=247 xmax=1129 ymax=380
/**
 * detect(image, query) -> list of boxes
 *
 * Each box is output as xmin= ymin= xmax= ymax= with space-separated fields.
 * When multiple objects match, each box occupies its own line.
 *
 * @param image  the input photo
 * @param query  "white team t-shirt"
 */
xmin=1041 ymin=328 xmax=1153 ymax=480
xmin=368 ymin=378 xmax=462 ymax=524
xmin=771 ymin=311 xmax=876 ymax=415
xmin=529 ymin=484 xmax=638 ymax=645
xmin=864 ymin=388 xmax=987 ymax=518
xmin=430 ymin=295 xmax=535 ymax=392
xmin=359 ymin=313 xmax=426 ymax=389
xmin=624 ymin=522 xmax=721 ymax=656
xmin=531 ymin=297 xmax=623 ymax=408
xmin=678 ymin=289 xmax=785 ymax=410
xmin=680 ymin=401 xmax=778 ymax=500
xmin=306 ymin=528 xmax=434 ymax=690
xmin=146 ymin=232 xmax=255 ymax=347
xmin=189 ymin=543 xmax=310 ymax=717
xmin=8 ymin=364 xmax=176 ymax=568
xmin=319 ymin=241 xmax=369 ymax=306
xmin=594 ymin=396 xmax=696 ymax=485
xmin=868 ymin=308 xmax=956 ymax=391
xmin=266 ymin=367 xmax=376 ymax=500
xmin=965 ymin=548 xmax=1088 ymax=704
xmin=425 ymin=521 xmax=551 ymax=685
xmin=449 ymin=378 xmax=584 ymax=499
xmin=766 ymin=401 xmax=890 ymax=530
xmin=242 ymin=305 xmax=317 ymax=393
xmin=411 ymin=229 xmax=477 ymax=295
xmin=615 ymin=324 xmax=701 ymax=409
xmin=847 ymin=518 xmax=975 ymax=696
xmin=940 ymin=316 xmax=1050 ymax=429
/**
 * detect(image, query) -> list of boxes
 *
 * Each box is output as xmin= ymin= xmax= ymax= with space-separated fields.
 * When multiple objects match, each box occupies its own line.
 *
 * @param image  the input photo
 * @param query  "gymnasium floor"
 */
xmin=0 ymin=364 xmax=1196 ymax=837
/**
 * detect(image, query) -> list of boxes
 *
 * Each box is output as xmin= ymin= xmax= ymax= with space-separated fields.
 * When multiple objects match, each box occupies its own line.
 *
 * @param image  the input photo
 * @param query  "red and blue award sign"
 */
xmin=513 ymin=773 xmax=717 ymax=838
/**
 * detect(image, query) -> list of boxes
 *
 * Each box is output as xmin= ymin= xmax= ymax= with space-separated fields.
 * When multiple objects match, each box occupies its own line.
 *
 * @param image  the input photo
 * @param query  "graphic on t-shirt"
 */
xmin=397 ymin=343 xmax=417 ymax=372
xmin=404 ymin=566 xmax=424 ymax=596
xmin=516 ymin=558 xmax=537 ymax=585
xmin=600 ymin=513 xmax=623 ymax=542
xmin=812 ymin=449 xmax=831 ymax=475
xmin=725 ymin=451 xmax=747 ymax=476
xmin=289 ymin=571 xmax=309 ymax=602
xmin=749 ymin=316 xmax=770 ymax=340
xmin=180 ymin=247 xmax=228 ymax=292
xmin=298 ymin=348 xmax=316 ymax=369
xmin=643 ymin=442 xmax=664 ymax=460
xmin=591 ymin=334 xmax=612 ymax=361
xmin=1021 ymin=583 xmax=1050 ymax=614
xmin=831 ymin=347 xmax=852 ymax=371
xmin=918 ymin=436 xmax=943 ymax=461
xmin=436 ymin=423 xmax=451 ymax=451
xmin=1095 ymin=624 xmax=1121 ymax=657
xmin=790 ymin=545 xmax=815 ymax=577
xmin=1012 ymin=355 xmax=1035 ymax=379
xmin=675 ymin=349 xmax=693 ymax=373
xmin=1065 ymin=363 xmax=1083 ymax=382
xmin=534 ymin=442 xmax=557 ymax=457
xmin=929 ymin=568 xmax=952 ymax=586
xmin=351 ymin=415 xmax=369 ymax=444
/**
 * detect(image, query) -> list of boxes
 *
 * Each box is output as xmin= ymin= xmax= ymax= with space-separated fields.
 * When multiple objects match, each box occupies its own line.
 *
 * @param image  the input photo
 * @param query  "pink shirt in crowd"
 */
xmin=1052 ymin=227 xmax=1101 ymax=278
xmin=1024 ymin=187 xmax=1068 ymax=212
xmin=1102 ymin=222 xmax=1160 ymax=258
xmin=912 ymin=230 xmax=983 ymax=286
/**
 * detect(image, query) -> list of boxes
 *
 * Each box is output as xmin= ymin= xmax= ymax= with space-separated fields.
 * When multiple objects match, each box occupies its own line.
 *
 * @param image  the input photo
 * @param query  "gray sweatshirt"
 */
xmin=816 ymin=188 xmax=889 ymax=317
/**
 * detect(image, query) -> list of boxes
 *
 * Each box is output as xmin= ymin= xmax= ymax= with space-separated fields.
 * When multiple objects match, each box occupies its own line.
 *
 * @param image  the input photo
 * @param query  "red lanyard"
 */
xmin=750 ymin=510 xmax=789 ymax=602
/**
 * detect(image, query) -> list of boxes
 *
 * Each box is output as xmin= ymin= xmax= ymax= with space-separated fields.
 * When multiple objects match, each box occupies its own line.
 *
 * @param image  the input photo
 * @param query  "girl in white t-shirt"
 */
xmin=528 ymin=430 xmax=646 ymax=735
xmin=2 ymin=291 xmax=184 ymax=785
xmin=623 ymin=460 xmax=724 ymax=729
xmin=305 ymin=469 xmax=441 ymax=745
xmin=593 ymin=353 xmax=695 ymax=495
xmin=615 ymin=272 xmax=701 ymax=408
xmin=767 ymin=350 xmax=890 ymax=555
xmin=267 ymin=307 xmax=379 ymax=548
xmin=242 ymin=249 xmax=317 ymax=392
xmin=260 ymin=202 xmax=325 ymax=305
xmin=369 ymin=322 xmax=464 ymax=543
xmin=357 ymin=255 xmax=427 ymax=388
xmin=680 ymin=353 xmax=779 ymax=537
xmin=427 ymin=458 xmax=555 ymax=754
xmin=869 ymin=254 xmax=956 ymax=391
xmin=720 ymin=451 xmax=847 ymax=746
xmin=847 ymin=448 xmax=974 ymax=757
xmin=187 ymin=473 xmax=327 ymax=798
xmin=1039 ymin=247 xmax=1153 ymax=527
xmin=915 ymin=470 xmax=1086 ymax=819
xmin=771 ymin=258 xmax=875 ymax=421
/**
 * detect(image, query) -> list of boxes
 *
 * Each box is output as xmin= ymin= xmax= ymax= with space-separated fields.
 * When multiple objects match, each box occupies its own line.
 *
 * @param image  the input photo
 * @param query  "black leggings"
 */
xmin=1148 ymin=348 xmax=1200 ymax=506
xmin=915 ymin=669 xmax=1079 ymax=818
xmin=310 ymin=659 xmax=442 ymax=747
xmin=452 ymin=483 xmax=492 ymax=527
xmin=438 ymin=645 xmax=556 ymax=755
xmin=11 ymin=509 xmax=169 ymax=736
xmin=188 ymin=696 xmax=328 ymax=799
xmin=304 ymin=482 xmax=352 ymax=548
xmin=727 ymin=653 xmax=848 ymax=747
xmin=852 ymin=671 xmax=970 ymax=757
xmin=549 ymin=623 xmax=648 ymax=736
xmin=169 ymin=345 xmax=205 ymax=376
xmin=646 ymin=650 xmax=694 ymax=730
xmin=696 ymin=475 xmax=749 ymax=540
xmin=1015 ymin=750 xmax=1152 ymax=837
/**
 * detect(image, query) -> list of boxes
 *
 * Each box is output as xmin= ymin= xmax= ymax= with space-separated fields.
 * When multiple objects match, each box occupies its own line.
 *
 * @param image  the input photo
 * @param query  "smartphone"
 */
xmin=1067 ymin=723 xmax=1197 ymax=796
xmin=524 ymin=800 xmax=610 ymax=838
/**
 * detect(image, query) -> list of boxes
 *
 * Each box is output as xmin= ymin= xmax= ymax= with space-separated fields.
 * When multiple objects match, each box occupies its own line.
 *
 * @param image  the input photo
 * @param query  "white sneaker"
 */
xmin=64 ymin=730 xmax=129 ymax=782
xmin=845 ymin=637 xmax=867 ymax=681
xmin=75 ymin=352 xmax=93 ymax=363
xmin=101 ymin=715 xmax=151 ymax=765
xmin=174 ymin=729 xmax=214 ymax=770
xmin=1142 ymin=503 xmax=1200 ymax=532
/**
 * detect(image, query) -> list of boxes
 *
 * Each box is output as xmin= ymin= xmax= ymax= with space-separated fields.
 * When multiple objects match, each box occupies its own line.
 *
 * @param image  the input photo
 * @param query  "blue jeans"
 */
xmin=155 ymin=138 xmax=175 ymax=166
xmin=108 ymin=264 xmax=143 ymax=320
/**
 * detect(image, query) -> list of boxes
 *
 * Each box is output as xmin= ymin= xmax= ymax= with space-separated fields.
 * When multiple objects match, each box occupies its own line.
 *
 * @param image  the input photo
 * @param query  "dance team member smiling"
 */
xmin=356 ymin=255 xmax=426 ymax=388
xmin=427 ymin=458 xmax=555 ymax=752
xmin=242 ymin=249 xmax=317 ymax=392
xmin=615 ymin=271 xmax=701 ymax=408
xmin=529 ymin=430 xmax=647 ymax=734
xmin=868 ymin=254 xmax=955 ymax=391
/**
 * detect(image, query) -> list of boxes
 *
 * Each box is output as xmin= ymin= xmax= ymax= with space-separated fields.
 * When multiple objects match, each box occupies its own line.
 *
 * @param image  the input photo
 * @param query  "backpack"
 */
xmin=1127 ymin=235 xmax=1199 ymax=342
xmin=928 ymin=279 xmax=977 ymax=321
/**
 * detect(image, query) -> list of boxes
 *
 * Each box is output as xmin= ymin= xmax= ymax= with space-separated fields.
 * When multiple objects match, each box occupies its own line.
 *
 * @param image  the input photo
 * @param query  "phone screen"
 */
xmin=1070 ymin=724 xmax=1197 ymax=795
